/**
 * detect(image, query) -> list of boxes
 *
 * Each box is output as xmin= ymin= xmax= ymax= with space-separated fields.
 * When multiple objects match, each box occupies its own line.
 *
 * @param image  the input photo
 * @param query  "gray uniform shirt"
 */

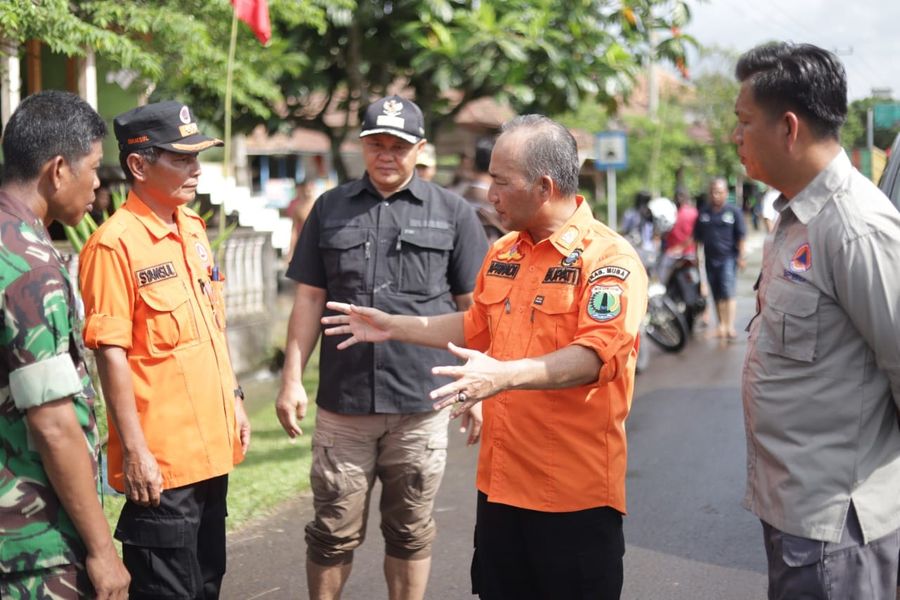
xmin=288 ymin=174 xmax=488 ymax=415
xmin=743 ymin=150 xmax=900 ymax=544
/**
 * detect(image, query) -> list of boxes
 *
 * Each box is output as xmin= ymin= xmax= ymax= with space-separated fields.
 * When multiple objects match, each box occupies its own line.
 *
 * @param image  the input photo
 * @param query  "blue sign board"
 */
xmin=595 ymin=131 xmax=628 ymax=170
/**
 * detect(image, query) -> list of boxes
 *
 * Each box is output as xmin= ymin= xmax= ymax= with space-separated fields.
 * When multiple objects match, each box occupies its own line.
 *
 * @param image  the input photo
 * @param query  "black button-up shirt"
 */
xmin=288 ymin=174 xmax=489 ymax=414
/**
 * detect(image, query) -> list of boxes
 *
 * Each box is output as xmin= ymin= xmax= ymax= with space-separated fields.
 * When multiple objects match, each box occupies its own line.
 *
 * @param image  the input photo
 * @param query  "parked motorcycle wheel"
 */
xmin=645 ymin=294 xmax=688 ymax=353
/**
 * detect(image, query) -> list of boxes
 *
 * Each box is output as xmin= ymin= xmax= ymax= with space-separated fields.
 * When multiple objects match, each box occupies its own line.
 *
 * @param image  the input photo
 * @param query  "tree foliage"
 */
xmin=272 ymin=0 xmax=697 ymax=180
xmin=0 ymin=1 xmax=346 ymax=125
xmin=841 ymin=96 xmax=900 ymax=151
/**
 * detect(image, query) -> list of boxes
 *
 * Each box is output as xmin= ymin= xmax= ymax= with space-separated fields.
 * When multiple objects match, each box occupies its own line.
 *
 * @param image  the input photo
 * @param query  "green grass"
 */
xmin=102 ymin=352 xmax=321 ymax=533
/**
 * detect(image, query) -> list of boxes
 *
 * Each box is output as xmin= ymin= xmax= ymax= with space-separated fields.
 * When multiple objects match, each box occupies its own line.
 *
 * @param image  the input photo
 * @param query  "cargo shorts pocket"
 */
xmin=406 ymin=435 xmax=448 ymax=500
xmin=310 ymin=430 xmax=347 ymax=503
xmin=116 ymin=516 xmax=198 ymax=598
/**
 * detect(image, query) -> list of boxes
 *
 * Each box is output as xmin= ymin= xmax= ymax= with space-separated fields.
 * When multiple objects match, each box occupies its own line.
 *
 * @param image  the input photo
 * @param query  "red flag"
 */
xmin=231 ymin=0 xmax=271 ymax=45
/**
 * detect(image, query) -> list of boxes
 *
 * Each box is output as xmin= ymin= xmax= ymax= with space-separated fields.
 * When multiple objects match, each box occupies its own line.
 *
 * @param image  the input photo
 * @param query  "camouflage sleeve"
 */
xmin=1 ymin=266 xmax=81 ymax=409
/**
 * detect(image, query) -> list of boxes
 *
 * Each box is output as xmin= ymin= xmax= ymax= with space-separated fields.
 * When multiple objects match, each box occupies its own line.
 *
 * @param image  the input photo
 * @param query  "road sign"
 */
xmin=874 ymin=103 xmax=900 ymax=129
xmin=595 ymin=131 xmax=628 ymax=170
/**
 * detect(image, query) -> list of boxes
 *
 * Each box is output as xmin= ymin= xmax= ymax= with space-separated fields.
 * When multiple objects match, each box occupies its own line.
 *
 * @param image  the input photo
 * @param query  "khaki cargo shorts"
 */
xmin=305 ymin=407 xmax=450 ymax=565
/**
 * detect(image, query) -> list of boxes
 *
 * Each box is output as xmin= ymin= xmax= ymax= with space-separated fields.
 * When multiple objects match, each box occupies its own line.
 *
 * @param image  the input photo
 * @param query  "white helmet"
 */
xmin=648 ymin=196 xmax=677 ymax=234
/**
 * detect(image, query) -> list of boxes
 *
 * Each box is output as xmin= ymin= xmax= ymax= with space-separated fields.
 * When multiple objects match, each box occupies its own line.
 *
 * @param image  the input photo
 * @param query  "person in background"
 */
xmin=415 ymin=142 xmax=438 ymax=182
xmin=759 ymin=186 xmax=780 ymax=232
xmin=321 ymin=115 xmax=647 ymax=600
xmin=461 ymin=136 xmax=506 ymax=243
xmin=656 ymin=187 xmax=699 ymax=285
xmin=0 ymin=90 xmax=130 ymax=599
xmin=736 ymin=41 xmax=900 ymax=599
xmin=79 ymin=101 xmax=251 ymax=599
xmin=285 ymin=179 xmax=316 ymax=260
xmin=275 ymin=95 xmax=488 ymax=600
xmin=693 ymin=177 xmax=745 ymax=339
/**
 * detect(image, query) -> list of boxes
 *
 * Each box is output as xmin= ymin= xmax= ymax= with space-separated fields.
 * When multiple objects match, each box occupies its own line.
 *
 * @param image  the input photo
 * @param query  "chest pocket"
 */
xmin=139 ymin=281 xmax=200 ymax=357
xmin=528 ymin=287 xmax=579 ymax=355
xmin=477 ymin=278 xmax=514 ymax=358
xmin=758 ymin=277 xmax=819 ymax=362
xmin=397 ymin=228 xmax=454 ymax=294
xmin=319 ymin=228 xmax=370 ymax=294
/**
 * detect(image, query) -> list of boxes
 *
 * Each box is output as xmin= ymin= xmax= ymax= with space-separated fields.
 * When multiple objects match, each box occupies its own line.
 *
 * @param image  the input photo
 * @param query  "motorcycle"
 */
xmin=662 ymin=253 xmax=706 ymax=334
xmin=643 ymin=281 xmax=689 ymax=353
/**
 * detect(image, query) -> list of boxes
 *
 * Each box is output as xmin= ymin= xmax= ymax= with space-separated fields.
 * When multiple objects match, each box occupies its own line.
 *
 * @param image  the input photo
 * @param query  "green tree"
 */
xmin=685 ymin=47 xmax=740 ymax=183
xmin=272 ymin=0 xmax=697 ymax=181
xmin=841 ymin=97 xmax=899 ymax=151
xmin=0 ymin=0 xmax=348 ymax=124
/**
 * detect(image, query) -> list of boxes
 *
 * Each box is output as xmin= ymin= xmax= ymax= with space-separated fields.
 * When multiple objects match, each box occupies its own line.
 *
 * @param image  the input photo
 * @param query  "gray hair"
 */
xmin=500 ymin=115 xmax=580 ymax=196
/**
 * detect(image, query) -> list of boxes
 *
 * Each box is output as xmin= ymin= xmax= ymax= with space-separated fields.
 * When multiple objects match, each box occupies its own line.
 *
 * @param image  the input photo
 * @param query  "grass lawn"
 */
xmin=102 ymin=354 xmax=320 ymax=533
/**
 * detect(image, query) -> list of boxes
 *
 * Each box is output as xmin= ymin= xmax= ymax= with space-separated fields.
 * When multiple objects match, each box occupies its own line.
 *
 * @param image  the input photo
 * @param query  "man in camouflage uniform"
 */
xmin=0 ymin=91 xmax=129 ymax=599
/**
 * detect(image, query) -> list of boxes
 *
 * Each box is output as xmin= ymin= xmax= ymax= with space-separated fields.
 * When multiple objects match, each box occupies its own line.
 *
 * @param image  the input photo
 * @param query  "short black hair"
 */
xmin=2 ymin=90 xmax=107 ymax=183
xmin=735 ymin=42 xmax=847 ymax=140
xmin=473 ymin=136 xmax=495 ymax=174
xmin=119 ymin=147 xmax=162 ymax=184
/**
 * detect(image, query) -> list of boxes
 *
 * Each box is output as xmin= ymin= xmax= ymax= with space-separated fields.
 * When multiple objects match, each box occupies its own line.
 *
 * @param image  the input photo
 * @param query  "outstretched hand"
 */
xmin=430 ymin=342 xmax=511 ymax=418
xmin=322 ymin=302 xmax=392 ymax=349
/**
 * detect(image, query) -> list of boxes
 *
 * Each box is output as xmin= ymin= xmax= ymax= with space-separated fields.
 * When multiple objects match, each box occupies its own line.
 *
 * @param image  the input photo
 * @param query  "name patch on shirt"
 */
xmin=408 ymin=219 xmax=450 ymax=230
xmin=542 ymin=266 xmax=579 ymax=285
xmin=136 ymin=262 xmax=177 ymax=287
xmin=587 ymin=266 xmax=630 ymax=283
xmin=487 ymin=261 xmax=520 ymax=279
xmin=782 ymin=269 xmax=808 ymax=284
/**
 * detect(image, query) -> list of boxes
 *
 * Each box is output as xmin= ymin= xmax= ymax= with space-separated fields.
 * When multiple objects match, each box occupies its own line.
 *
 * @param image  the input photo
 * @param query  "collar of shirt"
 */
xmin=347 ymin=173 xmax=429 ymax=203
xmin=781 ymin=149 xmax=851 ymax=225
xmin=0 ymin=190 xmax=42 ymax=228
xmin=124 ymin=191 xmax=202 ymax=240
xmin=511 ymin=195 xmax=592 ymax=256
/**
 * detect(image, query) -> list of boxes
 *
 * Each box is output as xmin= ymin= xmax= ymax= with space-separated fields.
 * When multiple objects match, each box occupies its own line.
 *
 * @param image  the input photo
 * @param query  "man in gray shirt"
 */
xmin=735 ymin=42 xmax=900 ymax=598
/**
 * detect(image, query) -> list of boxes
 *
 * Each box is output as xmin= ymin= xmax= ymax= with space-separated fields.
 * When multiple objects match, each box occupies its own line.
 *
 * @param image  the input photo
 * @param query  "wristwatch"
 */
xmin=234 ymin=385 xmax=245 ymax=400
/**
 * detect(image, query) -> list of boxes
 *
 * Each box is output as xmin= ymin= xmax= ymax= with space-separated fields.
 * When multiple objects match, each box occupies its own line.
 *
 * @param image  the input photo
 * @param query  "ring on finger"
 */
xmin=456 ymin=391 xmax=468 ymax=404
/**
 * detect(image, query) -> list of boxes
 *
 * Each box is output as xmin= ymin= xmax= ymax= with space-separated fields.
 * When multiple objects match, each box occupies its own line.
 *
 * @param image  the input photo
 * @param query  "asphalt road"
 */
xmin=223 ymin=230 xmax=770 ymax=599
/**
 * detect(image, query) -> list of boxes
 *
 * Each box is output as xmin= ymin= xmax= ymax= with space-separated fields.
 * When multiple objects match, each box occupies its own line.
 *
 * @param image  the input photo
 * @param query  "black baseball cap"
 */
xmin=114 ymin=101 xmax=223 ymax=154
xmin=359 ymin=95 xmax=425 ymax=145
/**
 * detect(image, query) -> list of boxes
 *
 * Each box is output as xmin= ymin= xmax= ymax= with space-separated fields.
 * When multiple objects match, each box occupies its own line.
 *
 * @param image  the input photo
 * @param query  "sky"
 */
xmin=684 ymin=0 xmax=900 ymax=100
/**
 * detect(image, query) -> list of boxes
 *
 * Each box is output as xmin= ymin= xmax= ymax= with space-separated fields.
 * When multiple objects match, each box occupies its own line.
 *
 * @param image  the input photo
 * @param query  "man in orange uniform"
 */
xmin=321 ymin=115 xmax=647 ymax=600
xmin=78 ymin=101 xmax=251 ymax=599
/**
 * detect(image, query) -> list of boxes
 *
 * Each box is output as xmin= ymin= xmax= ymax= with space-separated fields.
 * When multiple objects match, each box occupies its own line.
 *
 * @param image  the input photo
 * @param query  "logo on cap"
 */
xmin=179 ymin=106 xmax=191 ymax=124
xmin=376 ymin=100 xmax=406 ymax=130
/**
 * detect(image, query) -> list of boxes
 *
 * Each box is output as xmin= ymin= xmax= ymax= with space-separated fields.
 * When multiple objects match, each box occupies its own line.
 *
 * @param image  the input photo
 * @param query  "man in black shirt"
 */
xmin=276 ymin=95 xmax=488 ymax=600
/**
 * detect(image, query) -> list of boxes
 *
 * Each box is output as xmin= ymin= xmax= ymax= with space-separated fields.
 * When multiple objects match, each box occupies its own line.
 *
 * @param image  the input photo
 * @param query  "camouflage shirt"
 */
xmin=0 ymin=191 xmax=99 ymax=574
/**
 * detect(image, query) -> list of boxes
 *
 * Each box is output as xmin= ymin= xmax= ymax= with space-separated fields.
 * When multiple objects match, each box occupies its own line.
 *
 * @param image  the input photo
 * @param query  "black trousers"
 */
xmin=472 ymin=491 xmax=625 ymax=600
xmin=115 ymin=475 xmax=228 ymax=600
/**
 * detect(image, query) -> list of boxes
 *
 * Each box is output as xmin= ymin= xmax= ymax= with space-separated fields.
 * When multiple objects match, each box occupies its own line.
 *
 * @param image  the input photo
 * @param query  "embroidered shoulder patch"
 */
xmin=587 ymin=285 xmax=623 ymax=322
xmin=136 ymin=262 xmax=177 ymax=287
xmin=587 ymin=265 xmax=630 ymax=283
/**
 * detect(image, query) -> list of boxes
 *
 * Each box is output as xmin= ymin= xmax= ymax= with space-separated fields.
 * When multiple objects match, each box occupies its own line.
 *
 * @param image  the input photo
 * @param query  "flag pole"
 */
xmin=219 ymin=7 xmax=239 ymax=264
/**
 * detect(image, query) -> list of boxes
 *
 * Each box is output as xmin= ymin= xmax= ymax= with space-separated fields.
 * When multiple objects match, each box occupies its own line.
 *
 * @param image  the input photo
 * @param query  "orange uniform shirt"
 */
xmin=79 ymin=192 xmax=243 ymax=492
xmin=463 ymin=198 xmax=647 ymax=513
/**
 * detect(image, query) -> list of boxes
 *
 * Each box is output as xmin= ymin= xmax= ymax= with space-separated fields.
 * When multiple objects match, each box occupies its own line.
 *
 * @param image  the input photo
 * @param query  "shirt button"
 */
xmin=376 ymin=362 xmax=384 ymax=369
xmin=383 ymin=202 xmax=389 ymax=207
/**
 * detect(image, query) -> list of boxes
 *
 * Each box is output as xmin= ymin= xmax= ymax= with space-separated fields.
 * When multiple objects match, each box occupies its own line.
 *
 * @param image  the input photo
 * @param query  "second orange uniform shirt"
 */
xmin=79 ymin=192 xmax=243 ymax=492
xmin=463 ymin=198 xmax=648 ymax=514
